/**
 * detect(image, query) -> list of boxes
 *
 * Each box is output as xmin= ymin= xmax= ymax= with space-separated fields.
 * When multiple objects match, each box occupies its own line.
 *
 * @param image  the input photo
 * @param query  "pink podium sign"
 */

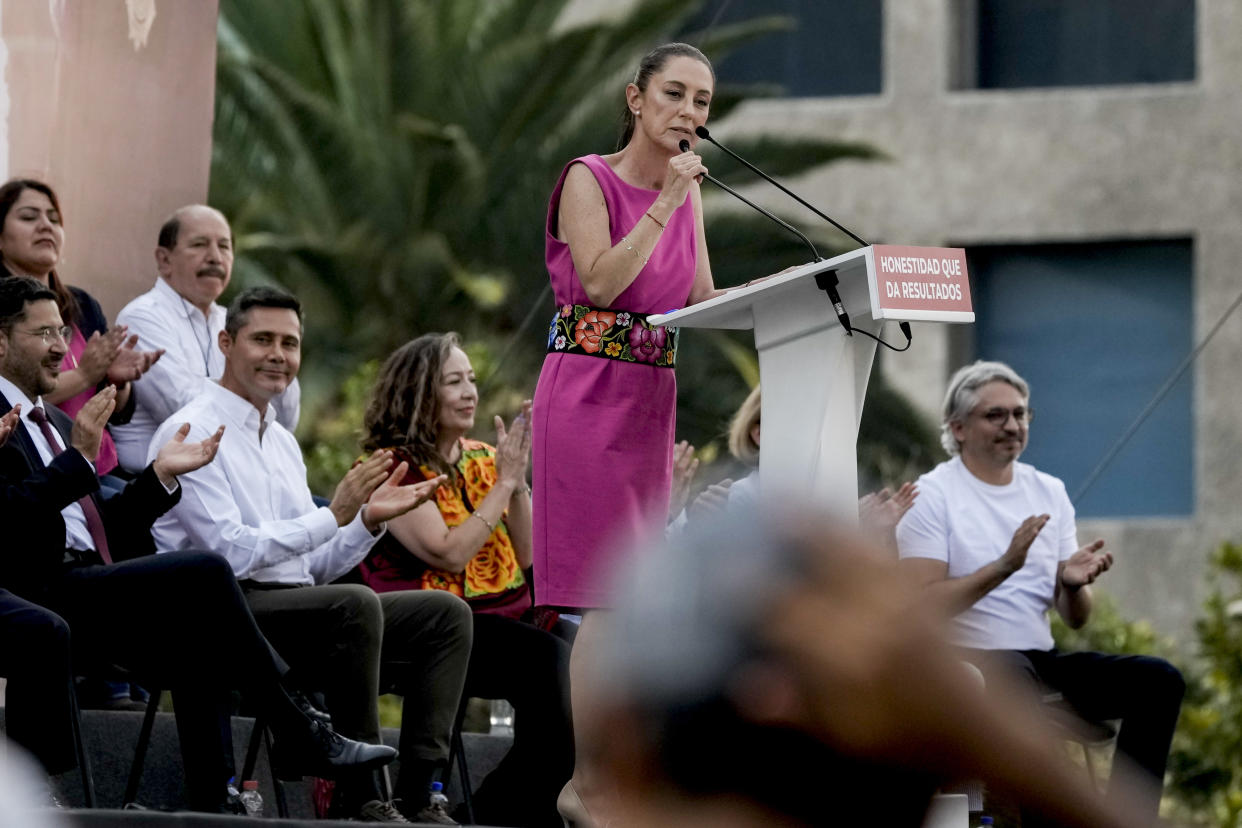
xmin=868 ymin=245 xmax=974 ymax=322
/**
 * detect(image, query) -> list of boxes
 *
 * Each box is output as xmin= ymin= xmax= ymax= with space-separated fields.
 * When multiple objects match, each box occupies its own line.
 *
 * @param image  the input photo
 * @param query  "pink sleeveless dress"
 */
xmin=531 ymin=154 xmax=697 ymax=609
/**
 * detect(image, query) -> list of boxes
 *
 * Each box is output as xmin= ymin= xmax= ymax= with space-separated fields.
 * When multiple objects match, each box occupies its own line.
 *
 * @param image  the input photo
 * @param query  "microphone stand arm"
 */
xmin=699 ymin=132 xmax=869 ymax=248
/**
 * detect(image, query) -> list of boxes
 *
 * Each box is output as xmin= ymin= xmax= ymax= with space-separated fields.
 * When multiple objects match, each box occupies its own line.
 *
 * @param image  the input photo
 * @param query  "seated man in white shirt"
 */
xmin=151 ymin=286 xmax=471 ymax=824
xmin=111 ymin=205 xmax=299 ymax=473
xmin=896 ymin=360 xmax=1184 ymax=824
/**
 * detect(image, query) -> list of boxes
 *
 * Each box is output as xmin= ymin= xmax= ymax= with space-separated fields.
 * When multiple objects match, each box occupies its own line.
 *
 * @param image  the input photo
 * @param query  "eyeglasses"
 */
xmin=16 ymin=325 xmax=72 ymax=346
xmin=975 ymin=406 xmax=1033 ymax=426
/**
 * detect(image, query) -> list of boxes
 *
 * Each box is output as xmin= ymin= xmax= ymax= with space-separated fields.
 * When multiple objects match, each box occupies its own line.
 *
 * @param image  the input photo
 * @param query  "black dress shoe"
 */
xmin=271 ymin=720 xmax=397 ymax=780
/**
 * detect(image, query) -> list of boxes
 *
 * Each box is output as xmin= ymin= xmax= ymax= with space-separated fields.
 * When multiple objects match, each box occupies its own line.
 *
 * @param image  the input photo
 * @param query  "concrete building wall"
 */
xmin=1 ymin=0 xmax=218 ymax=319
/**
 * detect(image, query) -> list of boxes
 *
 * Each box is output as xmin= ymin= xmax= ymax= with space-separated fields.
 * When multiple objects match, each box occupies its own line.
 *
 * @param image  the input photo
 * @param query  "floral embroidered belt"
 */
xmin=547 ymin=304 xmax=678 ymax=368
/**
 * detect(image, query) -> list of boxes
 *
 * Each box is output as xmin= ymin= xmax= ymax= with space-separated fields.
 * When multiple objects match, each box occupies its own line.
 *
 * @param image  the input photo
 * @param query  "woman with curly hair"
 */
xmin=355 ymin=332 xmax=571 ymax=827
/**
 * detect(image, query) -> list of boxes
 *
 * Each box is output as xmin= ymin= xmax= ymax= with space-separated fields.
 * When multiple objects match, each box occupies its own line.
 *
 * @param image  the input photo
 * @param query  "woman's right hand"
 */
xmin=494 ymin=399 xmax=533 ymax=487
xmin=77 ymin=325 xmax=129 ymax=382
xmin=655 ymin=148 xmax=707 ymax=213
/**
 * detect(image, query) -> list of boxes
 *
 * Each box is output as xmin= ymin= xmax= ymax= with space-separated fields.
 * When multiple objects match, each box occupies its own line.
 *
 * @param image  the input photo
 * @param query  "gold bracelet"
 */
xmin=620 ymin=235 xmax=649 ymax=266
xmin=644 ymin=210 xmax=666 ymax=230
xmin=470 ymin=511 xmax=496 ymax=533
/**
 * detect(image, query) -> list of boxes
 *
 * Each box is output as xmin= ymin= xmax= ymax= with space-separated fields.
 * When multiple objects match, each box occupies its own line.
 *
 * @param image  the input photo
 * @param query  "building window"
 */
xmin=683 ymin=0 xmax=882 ymax=97
xmin=967 ymin=239 xmax=1194 ymax=518
xmin=959 ymin=0 xmax=1195 ymax=89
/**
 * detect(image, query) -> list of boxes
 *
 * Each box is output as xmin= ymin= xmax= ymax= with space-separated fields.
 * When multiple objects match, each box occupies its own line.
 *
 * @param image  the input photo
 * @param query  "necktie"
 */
xmin=29 ymin=406 xmax=113 ymax=564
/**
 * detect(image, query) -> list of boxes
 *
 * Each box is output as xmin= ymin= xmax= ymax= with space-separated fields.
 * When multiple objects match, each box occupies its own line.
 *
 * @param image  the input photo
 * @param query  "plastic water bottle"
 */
xmin=977 ymin=817 xmax=994 ymax=827
xmin=428 ymin=780 xmax=450 ymax=812
xmin=239 ymin=780 xmax=264 ymax=817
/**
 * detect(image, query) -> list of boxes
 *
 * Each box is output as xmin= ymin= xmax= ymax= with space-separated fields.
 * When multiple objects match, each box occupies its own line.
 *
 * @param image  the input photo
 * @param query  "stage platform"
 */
xmin=1 ymin=706 xmax=512 ymax=820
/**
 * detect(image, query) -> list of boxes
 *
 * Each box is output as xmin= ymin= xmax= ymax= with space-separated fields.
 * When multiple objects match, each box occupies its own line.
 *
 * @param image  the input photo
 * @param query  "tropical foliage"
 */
xmin=210 ymin=0 xmax=923 ymax=491
xmin=1051 ymin=545 xmax=1242 ymax=828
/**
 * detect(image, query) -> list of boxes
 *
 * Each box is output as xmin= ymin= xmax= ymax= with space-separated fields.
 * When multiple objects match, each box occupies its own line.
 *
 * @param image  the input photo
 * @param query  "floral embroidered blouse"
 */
xmin=357 ymin=439 xmax=530 ymax=618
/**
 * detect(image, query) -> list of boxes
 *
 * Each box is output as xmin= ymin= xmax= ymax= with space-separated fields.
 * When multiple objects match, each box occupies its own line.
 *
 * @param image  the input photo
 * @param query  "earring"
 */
xmin=632 ymin=109 xmax=640 ymax=117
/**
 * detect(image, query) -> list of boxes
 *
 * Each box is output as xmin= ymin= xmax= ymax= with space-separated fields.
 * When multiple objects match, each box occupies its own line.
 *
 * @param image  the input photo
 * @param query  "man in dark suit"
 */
xmin=0 ymin=276 xmax=395 ymax=811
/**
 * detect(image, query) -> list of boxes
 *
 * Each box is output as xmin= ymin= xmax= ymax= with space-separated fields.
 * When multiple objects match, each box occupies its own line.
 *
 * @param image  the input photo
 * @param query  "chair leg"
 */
xmin=240 ymin=715 xmax=265 ymax=781
xmin=122 ymin=688 xmax=163 ymax=808
xmin=378 ymin=765 xmax=393 ymax=801
xmin=68 ymin=679 xmax=95 ymax=808
xmin=264 ymin=725 xmax=290 ymax=818
xmin=240 ymin=715 xmax=289 ymax=818
xmin=444 ymin=699 xmax=474 ymax=824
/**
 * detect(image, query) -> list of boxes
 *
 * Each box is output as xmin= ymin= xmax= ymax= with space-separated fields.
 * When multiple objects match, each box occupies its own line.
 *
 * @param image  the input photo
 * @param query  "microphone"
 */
xmin=679 ymin=139 xmax=822 ymax=263
xmin=681 ymin=138 xmax=852 ymax=334
xmin=693 ymin=129 xmax=912 ymax=350
xmin=695 ymin=126 xmax=868 ymax=248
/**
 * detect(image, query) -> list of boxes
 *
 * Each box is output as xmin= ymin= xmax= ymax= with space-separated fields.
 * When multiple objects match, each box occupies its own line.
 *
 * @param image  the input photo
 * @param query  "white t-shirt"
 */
xmin=896 ymin=456 xmax=1078 ymax=651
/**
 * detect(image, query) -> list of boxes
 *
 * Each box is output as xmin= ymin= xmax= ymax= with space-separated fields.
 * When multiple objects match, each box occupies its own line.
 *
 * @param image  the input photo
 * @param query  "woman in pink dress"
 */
xmin=531 ymin=42 xmax=727 ymax=825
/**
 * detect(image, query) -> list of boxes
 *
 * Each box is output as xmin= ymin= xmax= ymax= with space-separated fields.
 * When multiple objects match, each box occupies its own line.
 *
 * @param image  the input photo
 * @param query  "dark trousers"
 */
xmin=463 ymin=613 xmax=573 ymax=828
xmin=241 ymin=584 xmax=472 ymax=794
xmin=0 ymin=589 xmax=75 ymax=775
xmin=44 ymin=551 xmax=293 ymax=810
xmin=964 ymin=648 xmax=1184 ymax=820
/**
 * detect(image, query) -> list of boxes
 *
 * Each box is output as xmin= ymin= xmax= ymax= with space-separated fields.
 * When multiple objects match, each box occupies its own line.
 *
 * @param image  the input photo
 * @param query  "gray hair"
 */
xmin=939 ymin=360 xmax=1029 ymax=456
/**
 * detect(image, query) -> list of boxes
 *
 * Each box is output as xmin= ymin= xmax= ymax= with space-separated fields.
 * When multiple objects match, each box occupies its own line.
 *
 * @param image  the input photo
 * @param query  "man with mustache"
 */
xmin=150 ymin=286 xmax=472 ymax=824
xmin=896 ymin=360 xmax=1184 ymax=824
xmin=112 ymin=205 xmax=299 ymax=472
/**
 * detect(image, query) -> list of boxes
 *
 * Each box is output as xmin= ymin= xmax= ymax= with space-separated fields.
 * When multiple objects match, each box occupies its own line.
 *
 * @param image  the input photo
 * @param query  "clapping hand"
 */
xmin=363 ymin=463 xmax=448 ymax=531
xmin=1000 ymin=514 xmax=1050 ymax=576
xmin=688 ymin=478 xmax=734 ymax=521
xmin=858 ymin=482 xmax=919 ymax=556
xmin=70 ymin=386 xmax=117 ymax=463
xmin=668 ymin=440 xmax=699 ymax=519
xmin=152 ymin=423 xmax=225 ymax=486
xmin=78 ymin=326 xmax=129 ymax=382
xmin=106 ymin=333 xmax=163 ymax=385
xmin=1061 ymin=539 xmax=1111 ymax=589
xmin=858 ymin=482 xmax=918 ymax=533
xmin=494 ymin=400 xmax=532 ymax=489
xmin=329 ymin=450 xmax=394 ymax=527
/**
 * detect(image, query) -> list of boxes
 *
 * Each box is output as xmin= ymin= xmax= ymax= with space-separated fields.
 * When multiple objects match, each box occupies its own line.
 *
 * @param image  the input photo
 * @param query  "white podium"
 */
xmin=651 ymin=244 xmax=973 ymax=519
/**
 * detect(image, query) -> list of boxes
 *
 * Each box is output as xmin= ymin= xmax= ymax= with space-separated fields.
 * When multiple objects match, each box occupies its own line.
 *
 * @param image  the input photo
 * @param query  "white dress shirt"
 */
xmin=0 ymin=375 xmax=95 ymax=551
xmin=113 ymin=277 xmax=300 ymax=472
xmin=149 ymin=381 xmax=379 ymax=585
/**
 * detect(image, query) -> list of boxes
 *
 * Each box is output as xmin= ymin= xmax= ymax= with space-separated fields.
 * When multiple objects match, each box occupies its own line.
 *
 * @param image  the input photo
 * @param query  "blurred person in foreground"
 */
xmin=897 ymin=360 xmax=1184 ymax=823
xmin=587 ymin=512 xmax=1162 ymax=827
xmin=353 ymin=332 xmax=572 ymax=826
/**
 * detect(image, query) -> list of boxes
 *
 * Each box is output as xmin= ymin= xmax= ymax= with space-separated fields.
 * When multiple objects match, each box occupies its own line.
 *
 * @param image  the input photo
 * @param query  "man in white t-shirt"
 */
xmin=896 ymin=360 xmax=1183 ymax=821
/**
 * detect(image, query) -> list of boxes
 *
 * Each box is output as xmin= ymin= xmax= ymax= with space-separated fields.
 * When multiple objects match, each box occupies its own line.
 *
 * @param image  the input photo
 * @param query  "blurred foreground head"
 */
xmin=591 ymin=514 xmax=943 ymax=826
xmin=589 ymin=512 xmax=1161 ymax=828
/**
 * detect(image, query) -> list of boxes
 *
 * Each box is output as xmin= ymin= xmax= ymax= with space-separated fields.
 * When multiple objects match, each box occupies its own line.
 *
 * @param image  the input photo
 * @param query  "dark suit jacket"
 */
xmin=0 ymin=391 xmax=179 ymax=598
